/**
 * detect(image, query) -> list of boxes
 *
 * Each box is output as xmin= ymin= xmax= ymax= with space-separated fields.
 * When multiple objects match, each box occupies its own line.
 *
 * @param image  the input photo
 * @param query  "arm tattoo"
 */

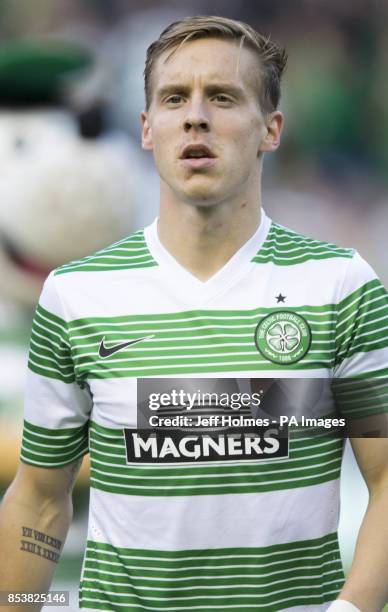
xmin=20 ymin=526 xmax=62 ymax=564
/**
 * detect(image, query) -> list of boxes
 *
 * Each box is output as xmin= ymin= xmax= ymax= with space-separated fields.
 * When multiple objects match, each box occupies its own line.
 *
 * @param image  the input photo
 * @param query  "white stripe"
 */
xmin=80 ymin=598 xmax=336 ymax=611
xmin=80 ymin=576 xmax=341 ymax=600
xmin=90 ymin=446 xmax=339 ymax=475
xmin=334 ymin=347 xmax=388 ymax=378
xmin=91 ymin=456 xmax=340 ymax=483
xmin=33 ymin=319 xmax=67 ymax=345
xmin=262 ymin=234 xmax=348 ymax=250
xmin=30 ymin=328 xmax=67 ymax=354
xmin=84 ymin=558 xmax=339 ymax=581
xmin=90 ymin=464 xmax=340 ymax=491
xmin=337 ymin=285 xmax=380 ymax=317
xmin=88 ymin=479 xmax=340 ymax=550
xmin=336 ymin=302 xmax=387 ymax=343
xmin=28 ymin=347 xmax=72 ymax=370
xmin=64 ymin=252 xmax=153 ymax=262
xmin=75 ymin=336 xmax=334 ymax=357
xmin=23 ymin=424 xmax=82 ymax=440
xmin=334 ymin=378 xmax=388 ymax=396
xmin=35 ymin=309 xmax=68 ymax=332
xmin=30 ymin=336 xmax=69 ymax=356
xmin=84 ymin=359 xmax=332 ymax=375
xmin=84 ymin=552 xmax=335 ymax=571
xmin=62 ymin=261 xmax=154 ymax=270
xmin=21 ymin=448 xmax=87 ymax=467
xmin=69 ymin=315 xmax=335 ymax=333
xmin=80 ymin=347 xmax=333 ymax=366
xmin=28 ymin=354 xmax=73 ymax=378
xmin=23 ymin=436 xmax=83 ymax=450
xmin=84 ymin=568 xmax=341 ymax=591
xmin=260 ymin=241 xmax=348 ymax=254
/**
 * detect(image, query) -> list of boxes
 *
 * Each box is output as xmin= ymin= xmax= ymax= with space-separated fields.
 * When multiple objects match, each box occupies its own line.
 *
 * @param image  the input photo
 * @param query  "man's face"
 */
xmin=141 ymin=37 xmax=282 ymax=207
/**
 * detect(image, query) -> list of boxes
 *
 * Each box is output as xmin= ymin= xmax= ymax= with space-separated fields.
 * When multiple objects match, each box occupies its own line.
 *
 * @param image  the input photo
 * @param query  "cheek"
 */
xmin=153 ymin=110 xmax=182 ymax=134
xmin=221 ymin=114 xmax=263 ymax=142
xmin=152 ymin=118 xmax=180 ymax=156
xmin=226 ymin=123 xmax=261 ymax=159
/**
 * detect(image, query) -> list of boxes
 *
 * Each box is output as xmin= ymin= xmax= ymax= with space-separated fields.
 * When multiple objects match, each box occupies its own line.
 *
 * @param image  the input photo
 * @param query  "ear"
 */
xmin=259 ymin=111 xmax=284 ymax=153
xmin=140 ymin=111 xmax=153 ymax=151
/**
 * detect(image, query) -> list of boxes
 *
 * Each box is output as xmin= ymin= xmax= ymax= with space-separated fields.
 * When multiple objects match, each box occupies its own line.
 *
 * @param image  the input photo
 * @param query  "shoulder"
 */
xmin=52 ymin=228 xmax=157 ymax=276
xmin=252 ymin=221 xmax=355 ymax=266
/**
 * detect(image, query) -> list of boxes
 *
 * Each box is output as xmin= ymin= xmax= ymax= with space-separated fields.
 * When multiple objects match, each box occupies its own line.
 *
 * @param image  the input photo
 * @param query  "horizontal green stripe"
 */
xmin=21 ymin=420 xmax=89 ymax=467
xmin=56 ymin=259 xmax=157 ymax=273
xmin=76 ymin=360 xmax=332 ymax=378
xmin=88 ymin=531 xmax=338 ymax=555
xmin=80 ymin=534 xmax=343 ymax=609
xmin=72 ymin=340 xmax=332 ymax=359
xmin=252 ymin=253 xmax=351 ymax=265
xmin=251 ymin=224 xmax=353 ymax=266
xmin=260 ymin=225 xmax=351 ymax=249
xmin=28 ymin=359 xmax=75 ymax=383
xmin=21 ymin=443 xmax=87 ymax=462
xmin=68 ymin=305 xmax=336 ymax=329
xmin=89 ymin=443 xmax=342 ymax=473
xmin=28 ymin=304 xmax=75 ymax=382
xmin=34 ymin=303 xmax=68 ymax=330
xmin=341 ymin=367 xmax=388 ymax=379
xmin=21 ymin=446 xmax=88 ymax=468
xmin=23 ymin=420 xmax=88 ymax=436
xmin=29 ymin=351 xmax=73 ymax=372
xmin=90 ymin=460 xmax=342 ymax=490
xmin=23 ymin=432 xmax=86 ymax=449
xmin=83 ymin=559 xmax=342 ymax=582
xmin=80 ymin=576 xmax=343 ymax=597
xmin=55 ymin=231 xmax=158 ymax=275
xmin=337 ymin=279 xmax=385 ymax=314
xmin=79 ymin=595 xmax=337 ymax=611
xmin=29 ymin=337 xmax=71 ymax=362
xmin=90 ymin=469 xmax=340 ymax=496
xmin=340 ymin=339 xmax=388 ymax=363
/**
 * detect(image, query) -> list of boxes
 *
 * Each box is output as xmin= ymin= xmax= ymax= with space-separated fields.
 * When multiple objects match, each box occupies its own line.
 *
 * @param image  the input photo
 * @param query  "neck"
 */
xmin=158 ymin=183 xmax=262 ymax=282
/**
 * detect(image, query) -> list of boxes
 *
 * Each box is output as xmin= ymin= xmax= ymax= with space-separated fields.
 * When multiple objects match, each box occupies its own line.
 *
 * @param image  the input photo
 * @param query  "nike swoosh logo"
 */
xmin=99 ymin=335 xmax=154 ymax=358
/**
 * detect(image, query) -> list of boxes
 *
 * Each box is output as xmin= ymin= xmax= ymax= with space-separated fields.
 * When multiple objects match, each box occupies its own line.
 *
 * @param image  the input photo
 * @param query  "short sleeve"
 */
xmin=333 ymin=252 xmax=388 ymax=423
xmin=334 ymin=251 xmax=388 ymax=378
xmin=21 ymin=272 xmax=92 ymax=468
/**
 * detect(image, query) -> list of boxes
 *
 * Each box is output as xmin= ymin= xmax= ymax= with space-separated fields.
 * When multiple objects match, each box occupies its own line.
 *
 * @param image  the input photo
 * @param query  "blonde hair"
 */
xmin=144 ymin=15 xmax=287 ymax=113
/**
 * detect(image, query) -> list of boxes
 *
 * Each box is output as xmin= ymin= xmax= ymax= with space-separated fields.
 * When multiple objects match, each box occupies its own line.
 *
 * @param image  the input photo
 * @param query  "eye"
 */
xmin=166 ymin=95 xmax=184 ymax=104
xmin=213 ymin=94 xmax=233 ymax=104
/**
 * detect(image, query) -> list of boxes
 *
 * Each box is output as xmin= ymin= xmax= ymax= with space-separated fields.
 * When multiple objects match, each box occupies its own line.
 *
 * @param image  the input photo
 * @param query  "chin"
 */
xmin=187 ymin=196 xmax=218 ymax=207
xmin=184 ymin=196 xmax=220 ymax=209
xmin=181 ymin=184 xmax=222 ymax=207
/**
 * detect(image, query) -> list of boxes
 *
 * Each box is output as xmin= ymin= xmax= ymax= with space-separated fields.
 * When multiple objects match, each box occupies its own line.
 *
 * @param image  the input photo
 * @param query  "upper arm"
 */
xmin=334 ymin=252 xmax=388 ymax=496
xmin=21 ymin=272 xmax=92 ymax=470
xmin=6 ymin=459 xmax=83 ymax=505
xmin=350 ymin=437 xmax=388 ymax=496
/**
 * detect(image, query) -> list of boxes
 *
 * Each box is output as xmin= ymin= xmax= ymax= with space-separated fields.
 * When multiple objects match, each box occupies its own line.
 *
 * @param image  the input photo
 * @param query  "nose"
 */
xmin=183 ymin=97 xmax=210 ymax=133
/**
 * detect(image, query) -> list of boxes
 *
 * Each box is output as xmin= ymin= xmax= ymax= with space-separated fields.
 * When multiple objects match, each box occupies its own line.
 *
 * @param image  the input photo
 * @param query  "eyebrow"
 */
xmin=155 ymin=83 xmax=245 ymax=100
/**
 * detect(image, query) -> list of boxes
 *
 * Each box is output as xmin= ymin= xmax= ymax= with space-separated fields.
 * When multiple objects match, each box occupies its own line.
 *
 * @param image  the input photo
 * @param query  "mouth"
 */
xmin=181 ymin=157 xmax=217 ymax=169
xmin=180 ymin=144 xmax=217 ymax=170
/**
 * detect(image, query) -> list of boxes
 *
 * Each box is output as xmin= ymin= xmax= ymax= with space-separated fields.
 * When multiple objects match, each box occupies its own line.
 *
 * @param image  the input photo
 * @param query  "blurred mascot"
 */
xmin=0 ymin=40 xmax=145 ymax=483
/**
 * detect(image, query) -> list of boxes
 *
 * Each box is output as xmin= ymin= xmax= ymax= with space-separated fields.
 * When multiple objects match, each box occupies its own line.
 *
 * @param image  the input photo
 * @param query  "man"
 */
xmin=1 ymin=15 xmax=388 ymax=612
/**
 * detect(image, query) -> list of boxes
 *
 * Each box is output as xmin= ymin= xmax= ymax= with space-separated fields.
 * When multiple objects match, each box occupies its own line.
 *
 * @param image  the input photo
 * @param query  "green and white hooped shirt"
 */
xmin=21 ymin=211 xmax=388 ymax=611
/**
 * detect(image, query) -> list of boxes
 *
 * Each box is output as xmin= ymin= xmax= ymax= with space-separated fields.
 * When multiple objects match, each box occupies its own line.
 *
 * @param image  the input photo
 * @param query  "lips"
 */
xmin=180 ymin=144 xmax=217 ymax=170
xmin=180 ymin=144 xmax=215 ymax=159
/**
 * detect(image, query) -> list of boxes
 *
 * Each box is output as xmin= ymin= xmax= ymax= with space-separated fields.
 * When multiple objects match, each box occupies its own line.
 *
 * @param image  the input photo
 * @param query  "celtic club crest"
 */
xmin=255 ymin=311 xmax=312 ymax=364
